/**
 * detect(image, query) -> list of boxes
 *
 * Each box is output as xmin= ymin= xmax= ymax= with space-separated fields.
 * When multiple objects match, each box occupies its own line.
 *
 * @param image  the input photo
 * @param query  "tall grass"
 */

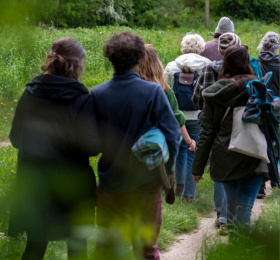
xmin=1 ymin=21 xmax=279 ymax=140
xmin=0 ymin=146 xmax=214 ymax=259
xmin=200 ymin=188 xmax=280 ymax=260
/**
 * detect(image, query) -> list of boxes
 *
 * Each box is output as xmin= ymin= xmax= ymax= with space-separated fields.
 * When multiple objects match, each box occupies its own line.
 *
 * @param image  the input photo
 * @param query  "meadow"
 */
xmin=0 ymin=20 xmax=279 ymax=140
xmin=0 ymin=20 xmax=279 ymax=259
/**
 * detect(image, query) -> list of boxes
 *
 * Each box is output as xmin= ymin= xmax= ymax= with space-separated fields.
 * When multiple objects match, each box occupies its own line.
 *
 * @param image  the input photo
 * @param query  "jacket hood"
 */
xmin=202 ymin=75 xmax=257 ymax=107
xmin=26 ymin=74 xmax=89 ymax=100
xmin=211 ymin=60 xmax=223 ymax=73
xmin=165 ymin=53 xmax=212 ymax=75
xmin=258 ymin=51 xmax=279 ymax=66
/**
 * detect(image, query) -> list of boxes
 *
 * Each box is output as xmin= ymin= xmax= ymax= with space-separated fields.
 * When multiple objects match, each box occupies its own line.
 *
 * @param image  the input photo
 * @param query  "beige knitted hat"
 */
xmin=218 ymin=33 xmax=241 ymax=55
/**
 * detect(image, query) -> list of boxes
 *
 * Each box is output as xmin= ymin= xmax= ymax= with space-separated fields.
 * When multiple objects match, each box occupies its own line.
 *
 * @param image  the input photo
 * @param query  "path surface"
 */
xmin=0 ymin=142 xmax=11 ymax=147
xmin=160 ymin=186 xmax=273 ymax=260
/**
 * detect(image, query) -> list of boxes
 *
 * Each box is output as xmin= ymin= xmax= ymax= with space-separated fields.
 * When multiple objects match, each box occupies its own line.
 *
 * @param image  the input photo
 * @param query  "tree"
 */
xmin=205 ymin=0 xmax=209 ymax=28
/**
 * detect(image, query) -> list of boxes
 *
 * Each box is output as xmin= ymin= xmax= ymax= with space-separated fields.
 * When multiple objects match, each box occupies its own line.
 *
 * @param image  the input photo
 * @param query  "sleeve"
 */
xmin=192 ymin=99 xmax=216 ymax=176
xmin=152 ymin=86 xmax=181 ymax=173
xmin=192 ymin=66 xmax=208 ymax=110
xmin=166 ymin=89 xmax=186 ymax=127
xmin=192 ymin=65 xmax=216 ymax=110
xmin=74 ymin=95 xmax=101 ymax=157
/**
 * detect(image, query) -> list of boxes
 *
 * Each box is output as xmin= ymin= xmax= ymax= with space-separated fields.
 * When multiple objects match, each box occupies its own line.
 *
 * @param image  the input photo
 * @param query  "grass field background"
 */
xmin=0 ymin=20 xmax=279 ymax=140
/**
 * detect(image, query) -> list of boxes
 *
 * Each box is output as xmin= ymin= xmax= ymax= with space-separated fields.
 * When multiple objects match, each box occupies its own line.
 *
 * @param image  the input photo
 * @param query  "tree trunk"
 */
xmin=205 ymin=0 xmax=209 ymax=28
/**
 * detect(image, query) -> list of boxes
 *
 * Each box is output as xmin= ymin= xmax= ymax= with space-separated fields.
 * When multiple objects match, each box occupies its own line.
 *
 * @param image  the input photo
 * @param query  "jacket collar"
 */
xmin=112 ymin=70 xmax=141 ymax=80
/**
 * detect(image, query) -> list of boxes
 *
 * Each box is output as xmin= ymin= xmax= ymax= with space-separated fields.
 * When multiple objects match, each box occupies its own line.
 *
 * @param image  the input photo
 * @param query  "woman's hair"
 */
xmin=138 ymin=44 xmax=170 ymax=92
xmin=181 ymin=33 xmax=206 ymax=54
xmin=103 ymin=32 xmax=145 ymax=72
xmin=257 ymin=31 xmax=280 ymax=53
xmin=219 ymin=45 xmax=254 ymax=79
xmin=41 ymin=37 xmax=85 ymax=80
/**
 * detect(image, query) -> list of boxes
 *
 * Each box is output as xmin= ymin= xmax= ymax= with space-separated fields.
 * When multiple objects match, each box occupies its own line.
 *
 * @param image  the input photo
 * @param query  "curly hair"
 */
xmin=138 ymin=44 xmax=170 ymax=92
xmin=41 ymin=37 xmax=85 ymax=80
xmin=103 ymin=32 xmax=145 ymax=72
xmin=219 ymin=45 xmax=254 ymax=79
xmin=257 ymin=31 xmax=280 ymax=53
xmin=181 ymin=33 xmax=206 ymax=54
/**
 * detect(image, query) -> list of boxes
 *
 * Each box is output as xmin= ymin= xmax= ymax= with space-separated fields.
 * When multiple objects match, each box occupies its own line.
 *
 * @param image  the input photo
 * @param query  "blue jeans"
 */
xmin=223 ymin=174 xmax=263 ymax=231
xmin=175 ymin=120 xmax=200 ymax=198
xmin=213 ymin=181 xmax=227 ymax=224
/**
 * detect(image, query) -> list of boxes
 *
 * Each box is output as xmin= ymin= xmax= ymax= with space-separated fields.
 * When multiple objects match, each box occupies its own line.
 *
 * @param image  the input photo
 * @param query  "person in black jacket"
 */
xmin=9 ymin=37 xmax=100 ymax=259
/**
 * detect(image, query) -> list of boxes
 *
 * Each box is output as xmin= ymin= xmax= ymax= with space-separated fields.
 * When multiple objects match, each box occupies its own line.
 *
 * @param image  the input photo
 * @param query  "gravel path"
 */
xmin=0 ymin=142 xmax=11 ymax=147
xmin=160 ymin=186 xmax=273 ymax=260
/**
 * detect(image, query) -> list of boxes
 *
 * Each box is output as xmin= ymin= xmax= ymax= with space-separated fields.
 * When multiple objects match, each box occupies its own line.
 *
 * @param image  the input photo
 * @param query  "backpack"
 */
xmin=250 ymin=57 xmax=263 ymax=79
xmin=173 ymin=71 xmax=199 ymax=111
xmin=250 ymin=57 xmax=279 ymax=96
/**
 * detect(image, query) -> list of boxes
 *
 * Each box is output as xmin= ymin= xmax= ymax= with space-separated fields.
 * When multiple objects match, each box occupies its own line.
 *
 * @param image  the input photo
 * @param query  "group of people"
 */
xmin=8 ymin=16 xmax=279 ymax=260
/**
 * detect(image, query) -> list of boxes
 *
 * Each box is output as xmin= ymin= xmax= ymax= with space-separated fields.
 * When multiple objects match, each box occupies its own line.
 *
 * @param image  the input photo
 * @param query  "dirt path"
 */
xmin=0 ymin=142 xmax=11 ymax=147
xmin=160 ymin=186 xmax=273 ymax=260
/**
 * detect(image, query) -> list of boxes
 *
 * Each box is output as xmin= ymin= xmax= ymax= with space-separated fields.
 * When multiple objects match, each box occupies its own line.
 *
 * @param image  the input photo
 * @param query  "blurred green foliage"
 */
xmin=0 ymin=0 xmax=278 ymax=29
xmin=200 ymin=188 xmax=280 ymax=260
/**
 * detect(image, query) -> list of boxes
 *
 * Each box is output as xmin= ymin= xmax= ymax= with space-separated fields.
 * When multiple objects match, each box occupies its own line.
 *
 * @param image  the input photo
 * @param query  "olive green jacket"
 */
xmin=166 ymin=89 xmax=186 ymax=127
xmin=192 ymin=76 xmax=268 ymax=183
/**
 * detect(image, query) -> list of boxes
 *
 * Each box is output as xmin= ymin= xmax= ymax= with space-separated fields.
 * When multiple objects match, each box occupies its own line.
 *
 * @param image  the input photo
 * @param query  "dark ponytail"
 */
xmin=41 ymin=37 xmax=85 ymax=80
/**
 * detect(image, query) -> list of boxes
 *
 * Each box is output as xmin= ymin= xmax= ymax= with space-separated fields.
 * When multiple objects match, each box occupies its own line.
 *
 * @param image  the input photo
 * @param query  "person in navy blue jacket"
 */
xmin=91 ymin=32 xmax=181 ymax=259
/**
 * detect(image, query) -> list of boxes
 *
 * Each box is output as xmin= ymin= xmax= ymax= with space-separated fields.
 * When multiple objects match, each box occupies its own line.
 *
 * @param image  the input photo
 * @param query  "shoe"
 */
xmin=218 ymin=224 xmax=229 ymax=236
xmin=184 ymin=196 xmax=196 ymax=203
xmin=215 ymin=212 xmax=221 ymax=227
xmin=175 ymin=184 xmax=184 ymax=196
xmin=165 ymin=174 xmax=175 ymax=205
xmin=215 ymin=219 xmax=221 ymax=228
xmin=256 ymin=185 xmax=266 ymax=199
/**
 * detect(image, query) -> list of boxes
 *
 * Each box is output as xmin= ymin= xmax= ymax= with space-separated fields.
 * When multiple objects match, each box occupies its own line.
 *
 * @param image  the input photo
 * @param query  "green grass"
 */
xmin=0 ymin=146 xmax=214 ymax=259
xmin=1 ymin=21 xmax=279 ymax=140
xmin=200 ymin=188 xmax=280 ymax=260
xmin=159 ymin=171 xmax=214 ymax=249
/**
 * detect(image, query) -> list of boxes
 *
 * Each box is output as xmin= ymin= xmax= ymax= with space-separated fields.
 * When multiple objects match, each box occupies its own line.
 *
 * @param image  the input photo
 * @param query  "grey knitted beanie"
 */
xmin=218 ymin=33 xmax=241 ymax=55
xmin=215 ymin=17 xmax=234 ymax=34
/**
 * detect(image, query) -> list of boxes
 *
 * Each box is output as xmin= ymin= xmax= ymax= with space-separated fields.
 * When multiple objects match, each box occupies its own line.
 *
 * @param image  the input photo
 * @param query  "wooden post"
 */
xmin=205 ymin=0 xmax=209 ymax=28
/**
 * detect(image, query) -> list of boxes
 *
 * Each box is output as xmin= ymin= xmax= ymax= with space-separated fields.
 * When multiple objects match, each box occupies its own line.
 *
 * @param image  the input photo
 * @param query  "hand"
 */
xmin=188 ymin=139 xmax=196 ymax=151
xmin=192 ymin=174 xmax=203 ymax=183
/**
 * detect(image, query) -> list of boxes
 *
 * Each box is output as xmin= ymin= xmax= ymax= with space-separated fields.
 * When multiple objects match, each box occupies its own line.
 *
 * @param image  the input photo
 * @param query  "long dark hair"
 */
xmin=219 ymin=45 xmax=254 ymax=79
xmin=41 ymin=37 xmax=85 ymax=80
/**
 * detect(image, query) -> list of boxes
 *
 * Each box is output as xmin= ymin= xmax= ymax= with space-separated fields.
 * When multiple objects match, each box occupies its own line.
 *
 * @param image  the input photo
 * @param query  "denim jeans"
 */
xmin=223 ymin=174 xmax=263 ymax=231
xmin=175 ymin=120 xmax=201 ymax=198
xmin=213 ymin=181 xmax=227 ymax=224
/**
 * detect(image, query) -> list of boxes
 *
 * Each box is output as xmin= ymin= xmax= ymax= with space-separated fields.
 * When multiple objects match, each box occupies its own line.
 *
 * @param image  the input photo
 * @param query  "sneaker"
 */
xmin=175 ymin=184 xmax=184 ymax=196
xmin=218 ymin=224 xmax=229 ymax=236
xmin=184 ymin=196 xmax=196 ymax=203
xmin=256 ymin=185 xmax=266 ymax=199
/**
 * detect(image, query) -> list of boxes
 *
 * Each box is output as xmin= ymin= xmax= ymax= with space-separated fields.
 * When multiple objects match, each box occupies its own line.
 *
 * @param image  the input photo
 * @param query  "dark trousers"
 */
xmin=96 ymin=186 xmax=162 ymax=260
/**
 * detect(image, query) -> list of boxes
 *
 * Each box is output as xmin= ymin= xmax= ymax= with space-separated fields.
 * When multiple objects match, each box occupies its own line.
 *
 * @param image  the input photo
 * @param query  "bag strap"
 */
xmin=260 ymin=63 xmax=278 ymax=94
xmin=221 ymin=107 xmax=231 ymax=125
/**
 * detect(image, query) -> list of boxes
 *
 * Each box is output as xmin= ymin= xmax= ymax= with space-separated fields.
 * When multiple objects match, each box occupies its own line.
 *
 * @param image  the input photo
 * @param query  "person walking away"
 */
xmin=165 ymin=33 xmax=211 ymax=201
xmin=254 ymin=31 xmax=280 ymax=197
xmin=200 ymin=17 xmax=235 ymax=61
xmin=91 ymin=32 xmax=181 ymax=260
xmin=192 ymin=45 xmax=269 ymax=233
xmin=9 ymin=37 xmax=100 ymax=260
xmin=138 ymin=44 xmax=196 ymax=152
xmin=192 ymin=32 xmax=241 ymax=229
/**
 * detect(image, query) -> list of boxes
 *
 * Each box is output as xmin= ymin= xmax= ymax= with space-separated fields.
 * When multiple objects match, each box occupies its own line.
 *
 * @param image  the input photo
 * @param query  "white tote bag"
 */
xmin=228 ymin=106 xmax=270 ymax=163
